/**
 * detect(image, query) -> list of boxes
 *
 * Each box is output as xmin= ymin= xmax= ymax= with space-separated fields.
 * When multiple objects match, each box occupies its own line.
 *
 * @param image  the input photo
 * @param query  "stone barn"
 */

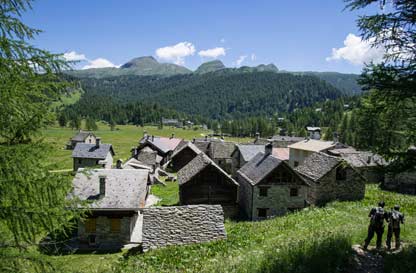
xmin=207 ymin=141 xmax=236 ymax=174
xmin=71 ymin=138 xmax=115 ymax=171
xmin=237 ymin=144 xmax=309 ymax=220
xmin=136 ymin=134 xmax=182 ymax=165
xmin=71 ymin=169 xmax=149 ymax=249
xmin=327 ymin=148 xmax=386 ymax=183
xmin=383 ymin=146 xmax=416 ymax=194
xmin=169 ymin=141 xmax=202 ymax=172
xmin=178 ymin=153 xmax=239 ymax=218
xmin=67 ymin=130 xmax=96 ymax=150
xmin=295 ymin=152 xmax=366 ymax=206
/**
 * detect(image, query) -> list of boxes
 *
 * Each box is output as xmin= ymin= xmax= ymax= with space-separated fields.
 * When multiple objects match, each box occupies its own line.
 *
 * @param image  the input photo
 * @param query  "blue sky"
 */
xmin=22 ymin=0 xmax=383 ymax=73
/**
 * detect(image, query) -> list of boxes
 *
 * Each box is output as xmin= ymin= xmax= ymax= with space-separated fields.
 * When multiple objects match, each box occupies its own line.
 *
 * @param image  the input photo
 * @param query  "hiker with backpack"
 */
xmin=386 ymin=205 xmax=405 ymax=250
xmin=364 ymin=201 xmax=388 ymax=250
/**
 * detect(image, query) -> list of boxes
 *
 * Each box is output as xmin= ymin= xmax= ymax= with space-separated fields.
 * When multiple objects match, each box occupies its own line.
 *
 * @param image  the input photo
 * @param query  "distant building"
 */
xmin=162 ymin=118 xmax=181 ymax=127
xmin=288 ymin=139 xmax=339 ymax=167
xmin=70 ymin=169 xmax=149 ymax=249
xmin=67 ymin=130 xmax=96 ymax=150
xmin=254 ymin=135 xmax=304 ymax=148
xmin=305 ymin=126 xmax=321 ymax=140
xmin=207 ymin=141 xmax=236 ymax=174
xmin=136 ymin=134 xmax=182 ymax=165
xmin=71 ymin=138 xmax=115 ymax=171
xmin=178 ymin=153 xmax=239 ymax=218
xmin=295 ymin=152 xmax=365 ymax=205
xmin=237 ymin=144 xmax=309 ymax=220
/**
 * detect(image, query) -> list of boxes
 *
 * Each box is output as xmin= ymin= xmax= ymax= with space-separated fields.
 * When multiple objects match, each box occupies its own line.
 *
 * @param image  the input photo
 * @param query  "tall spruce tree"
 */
xmin=346 ymin=0 xmax=416 ymax=163
xmin=0 ymin=1 xmax=82 ymax=271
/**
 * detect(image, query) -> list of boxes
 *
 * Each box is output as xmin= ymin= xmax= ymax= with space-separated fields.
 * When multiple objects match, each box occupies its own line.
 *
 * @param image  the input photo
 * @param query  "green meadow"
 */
xmin=46 ymin=184 xmax=416 ymax=273
xmin=42 ymin=122 xmax=251 ymax=170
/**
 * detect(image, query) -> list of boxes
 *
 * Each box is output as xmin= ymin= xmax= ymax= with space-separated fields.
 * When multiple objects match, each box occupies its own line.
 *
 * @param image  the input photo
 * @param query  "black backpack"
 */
xmin=371 ymin=207 xmax=385 ymax=226
xmin=390 ymin=211 xmax=401 ymax=229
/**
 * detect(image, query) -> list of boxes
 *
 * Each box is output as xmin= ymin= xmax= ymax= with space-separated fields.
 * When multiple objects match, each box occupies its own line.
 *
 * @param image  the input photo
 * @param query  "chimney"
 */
xmin=116 ymin=159 xmax=123 ymax=169
xmin=367 ymin=156 xmax=372 ymax=164
xmin=192 ymin=138 xmax=196 ymax=143
xmin=205 ymin=135 xmax=208 ymax=141
xmin=171 ymin=133 xmax=175 ymax=139
xmin=99 ymin=176 xmax=106 ymax=197
xmin=255 ymin=132 xmax=260 ymax=140
xmin=151 ymin=135 xmax=154 ymax=141
xmin=95 ymin=137 xmax=101 ymax=148
xmin=265 ymin=142 xmax=273 ymax=155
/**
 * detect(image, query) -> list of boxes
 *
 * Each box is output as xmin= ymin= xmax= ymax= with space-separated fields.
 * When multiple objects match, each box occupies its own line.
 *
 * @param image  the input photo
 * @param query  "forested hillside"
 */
xmin=67 ymin=71 xmax=344 ymax=120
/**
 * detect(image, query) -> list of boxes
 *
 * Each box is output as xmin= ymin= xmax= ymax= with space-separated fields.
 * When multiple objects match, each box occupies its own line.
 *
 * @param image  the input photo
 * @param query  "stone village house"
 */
xmin=178 ymin=153 xmax=240 ymax=218
xmin=135 ymin=134 xmax=182 ymax=165
xmin=295 ymin=152 xmax=366 ymax=206
xmin=71 ymin=169 xmax=149 ymax=249
xmin=327 ymin=147 xmax=386 ymax=183
xmin=67 ymin=130 xmax=97 ymax=150
xmin=288 ymin=138 xmax=341 ymax=168
xmin=71 ymin=138 xmax=115 ymax=171
xmin=231 ymin=144 xmax=289 ymax=176
xmin=237 ymin=143 xmax=309 ymax=220
xmin=169 ymin=141 xmax=202 ymax=172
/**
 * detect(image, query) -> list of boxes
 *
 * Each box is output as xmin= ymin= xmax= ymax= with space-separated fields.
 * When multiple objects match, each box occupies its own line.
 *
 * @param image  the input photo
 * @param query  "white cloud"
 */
xmin=198 ymin=47 xmax=226 ymax=58
xmin=63 ymin=51 xmax=87 ymax=61
xmin=235 ymin=55 xmax=247 ymax=66
xmin=326 ymin=33 xmax=384 ymax=65
xmin=82 ymin=58 xmax=118 ymax=69
xmin=251 ymin=53 xmax=256 ymax=61
xmin=155 ymin=42 xmax=196 ymax=65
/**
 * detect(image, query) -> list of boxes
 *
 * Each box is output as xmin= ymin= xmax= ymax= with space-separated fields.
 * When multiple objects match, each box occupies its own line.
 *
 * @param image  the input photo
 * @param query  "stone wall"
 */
xmin=308 ymin=166 xmax=365 ymax=205
xmin=141 ymin=205 xmax=227 ymax=251
xmin=251 ymin=185 xmax=308 ymax=220
xmin=384 ymin=170 xmax=416 ymax=194
xmin=77 ymin=216 xmax=132 ymax=248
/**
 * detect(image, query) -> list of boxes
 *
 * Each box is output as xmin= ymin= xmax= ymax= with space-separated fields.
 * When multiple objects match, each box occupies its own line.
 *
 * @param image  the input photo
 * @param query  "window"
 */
xmin=336 ymin=167 xmax=347 ymax=180
xmin=257 ymin=208 xmax=268 ymax=218
xmin=89 ymin=139 xmax=91 ymax=143
xmin=110 ymin=218 xmax=121 ymax=233
xmin=294 ymin=161 xmax=299 ymax=167
xmin=85 ymin=218 xmax=96 ymax=233
xmin=290 ymin=188 xmax=299 ymax=197
xmin=78 ymin=159 xmax=82 ymax=164
xmin=259 ymin=187 xmax=269 ymax=197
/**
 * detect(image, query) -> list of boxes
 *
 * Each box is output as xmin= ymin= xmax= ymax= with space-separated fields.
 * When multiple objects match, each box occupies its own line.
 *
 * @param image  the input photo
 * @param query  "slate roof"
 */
xmin=327 ymin=148 xmax=387 ymax=167
xmin=288 ymin=139 xmax=337 ymax=152
xmin=178 ymin=153 xmax=238 ymax=186
xmin=306 ymin=126 xmax=321 ymax=132
xmin=123 ymin=158 xmax=153 ymax=170
xmin=71 ymin=169 xmax=149 ymax=210
xmin=136 ymin=149 xmax=157 ymax=166
xmin=269 ymin=135 xmax=305 ymax=142
xmin=209 ymin=141 xmax=236 ymax=159
xmin=193 ymin=141 xmax=211 ymax=154
xmin=295 ymin=152 xmax=342 ymax=181
xmin=72 ymin=143 xmax=114 ymax=159
xmin=139 ymin=136 xmax=182 ymax=154
xmin=71 ymin=131 xmax=94 ymax=141
xmin=237 ymin=152 xmax=284 ymax=185
xmin=234 ymin=144 xmax=266 ymax=162
xmin=171 ymin=141 xmax=202 ymax=159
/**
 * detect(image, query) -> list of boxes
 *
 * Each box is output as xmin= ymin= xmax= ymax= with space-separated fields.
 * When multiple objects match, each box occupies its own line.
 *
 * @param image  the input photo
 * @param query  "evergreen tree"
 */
xmin=0 ymin=1 xmax=82 ymax=271
xmin=58 ymin=113 xmax=67 ymax=127
xmin=346 ymin=0 xmax=416 ymax=162
xmin=85 ymin=116 xmax=97 ymax=131
xmin=69 ymin=115 xmax=81 ymax=130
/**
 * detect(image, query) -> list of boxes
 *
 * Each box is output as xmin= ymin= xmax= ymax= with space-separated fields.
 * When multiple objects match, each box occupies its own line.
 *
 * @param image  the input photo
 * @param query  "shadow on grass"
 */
xmin=384 ymin=245 xmax=416 ymax=273
xmin=255 ymin=234 xmax=352 ymax=273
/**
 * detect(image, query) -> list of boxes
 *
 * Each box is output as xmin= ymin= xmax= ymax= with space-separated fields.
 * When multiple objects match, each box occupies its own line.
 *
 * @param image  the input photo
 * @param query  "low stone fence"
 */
xmin=141 ymin=205 xmax=226 ymax=251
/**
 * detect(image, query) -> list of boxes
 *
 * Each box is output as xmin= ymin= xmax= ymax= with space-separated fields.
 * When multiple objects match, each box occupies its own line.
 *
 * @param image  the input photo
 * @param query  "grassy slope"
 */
xmin=49 ymin=185 xmax=416 ymax=273
xmin=151 ymin=181 xmax=179 ymax=206
xmin=43 ymin=123 xmax=251 ymax=170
